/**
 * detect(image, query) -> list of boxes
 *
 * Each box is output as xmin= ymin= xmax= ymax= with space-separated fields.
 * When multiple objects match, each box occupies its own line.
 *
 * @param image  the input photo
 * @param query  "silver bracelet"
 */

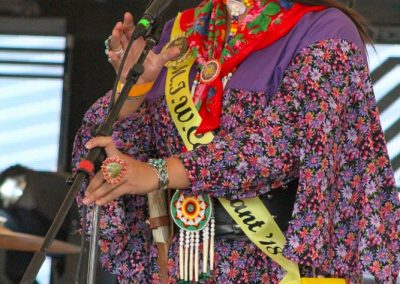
xmin=148 ymin=158 xmax=169 ymax=191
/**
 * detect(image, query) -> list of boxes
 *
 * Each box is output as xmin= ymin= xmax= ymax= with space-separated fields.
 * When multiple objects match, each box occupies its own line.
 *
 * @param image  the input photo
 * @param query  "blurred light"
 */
xmin=0 ymin=177 xmax=25 ymax=208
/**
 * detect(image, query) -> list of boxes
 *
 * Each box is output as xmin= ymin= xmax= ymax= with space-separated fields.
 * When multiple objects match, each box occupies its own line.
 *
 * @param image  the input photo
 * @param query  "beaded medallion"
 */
xmin=199 ymin=59 xmax=221 ymax=84
xmin=163 ymin=36 xmax=191 ymax=68
xmin=171 ymin=191 xmax=213 ymax=232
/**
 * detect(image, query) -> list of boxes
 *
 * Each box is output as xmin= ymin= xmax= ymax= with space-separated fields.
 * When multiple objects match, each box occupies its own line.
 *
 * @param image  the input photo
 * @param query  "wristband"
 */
xmin=117 ymin=80 xmax=154 ymax=99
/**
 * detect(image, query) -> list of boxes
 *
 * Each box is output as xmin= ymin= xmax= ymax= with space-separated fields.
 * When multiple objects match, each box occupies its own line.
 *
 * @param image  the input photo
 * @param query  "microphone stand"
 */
xmin=20 ymin=23 xmax=161 ymax=284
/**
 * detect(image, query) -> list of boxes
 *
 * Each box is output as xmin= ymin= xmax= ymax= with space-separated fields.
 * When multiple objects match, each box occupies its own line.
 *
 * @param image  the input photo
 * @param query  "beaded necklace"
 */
xmin=226 ymin=0 xmax=253 ymax=41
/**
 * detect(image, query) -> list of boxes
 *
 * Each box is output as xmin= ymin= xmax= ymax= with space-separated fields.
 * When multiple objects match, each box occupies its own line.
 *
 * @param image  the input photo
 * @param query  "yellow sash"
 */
xmin=165 ymin=13 xmax=345 ymax=284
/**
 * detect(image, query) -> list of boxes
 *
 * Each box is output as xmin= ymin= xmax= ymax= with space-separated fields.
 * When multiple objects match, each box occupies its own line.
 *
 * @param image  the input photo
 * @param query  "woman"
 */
xmin=73 ymin=0 xmax=400 ymax=283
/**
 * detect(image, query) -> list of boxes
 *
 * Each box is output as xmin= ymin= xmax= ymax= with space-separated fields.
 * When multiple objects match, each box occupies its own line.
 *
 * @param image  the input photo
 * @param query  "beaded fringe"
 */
xmin=178 ymin=217 xmax=215 ymax=283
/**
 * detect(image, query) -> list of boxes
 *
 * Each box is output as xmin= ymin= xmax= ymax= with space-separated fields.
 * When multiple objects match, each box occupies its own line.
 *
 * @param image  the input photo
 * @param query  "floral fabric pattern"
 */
xmin=72 ymin=38 xmax=399 ymax=283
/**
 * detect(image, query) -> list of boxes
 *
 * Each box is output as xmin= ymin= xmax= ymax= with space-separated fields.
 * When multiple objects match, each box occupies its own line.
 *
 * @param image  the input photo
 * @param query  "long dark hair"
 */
xmin=293 ymin=0 xmax=372 ymax=44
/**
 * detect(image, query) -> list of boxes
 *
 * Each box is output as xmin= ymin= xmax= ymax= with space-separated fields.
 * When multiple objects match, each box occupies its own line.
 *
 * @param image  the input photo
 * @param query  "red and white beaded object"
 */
xmin=101 ymin=156 xmax=128 ymax=184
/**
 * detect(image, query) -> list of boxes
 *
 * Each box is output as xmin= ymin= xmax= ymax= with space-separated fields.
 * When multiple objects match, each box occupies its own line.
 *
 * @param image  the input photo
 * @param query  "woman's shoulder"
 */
xmin=312 ymin=8 xmax=361 ymax=38
xmin=227 ymin=7 xmax=368 ymax=94
xmin=294 ymin=7 xmax=366 ymax=57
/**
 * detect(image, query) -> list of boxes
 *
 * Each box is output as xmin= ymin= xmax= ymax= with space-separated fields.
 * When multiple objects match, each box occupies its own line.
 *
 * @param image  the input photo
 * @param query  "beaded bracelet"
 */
xmin=148 ymin=158 xmax=169 ymax=191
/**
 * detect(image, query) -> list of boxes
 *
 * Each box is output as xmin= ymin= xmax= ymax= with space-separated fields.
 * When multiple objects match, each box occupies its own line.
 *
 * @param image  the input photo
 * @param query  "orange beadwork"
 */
xmin=243 ymin=0 xmax=254 ymax=7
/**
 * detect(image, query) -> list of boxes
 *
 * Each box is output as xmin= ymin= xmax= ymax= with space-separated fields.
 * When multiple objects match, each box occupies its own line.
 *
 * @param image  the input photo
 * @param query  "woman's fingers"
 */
xmin=94 ymin=185 xmax=129 ymax=206
xmin=116 ymin=13 xmax=135 ymax=49
xmin=107 ymin=12 xmax=180 ymax=82
xmin=85 ymin=171 xmax=105 ymax=195
xmin=83 ymin=136 xmax=132 ymax=205
xmin=123 ymin=12 xmax=135 ymax=41
xmin=108 ymin=22 xmax=124 ymax=51
xmin=108 ymin=51 xmax=122 ymax=69
xmin=85 ymin=136 xmax=120 ymax=157
xmin=139 ymin=47 xmax=181 ymax=83
xmin=83 ymin=178 xmax=127 ymax=205
xmin=160 ymin=46 xmax=181 ymax=66
xmin=81 ymin=155 xmax=157 ymax=206
xmin=106 ymin=22 xmax=125 ymax=71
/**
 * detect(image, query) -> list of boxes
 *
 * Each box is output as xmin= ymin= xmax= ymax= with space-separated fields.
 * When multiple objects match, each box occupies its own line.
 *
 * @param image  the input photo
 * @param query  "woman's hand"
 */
xmin=82 ymin=136 xmax=159 ymax=206
xmin=106 ymin=12 xmax=180 ymax=84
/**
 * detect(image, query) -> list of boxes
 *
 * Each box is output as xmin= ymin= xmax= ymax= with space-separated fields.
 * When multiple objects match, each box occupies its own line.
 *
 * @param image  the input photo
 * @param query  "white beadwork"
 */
xmin=189 ymin=232 xmax=194 ymax=281
xmin=202 ymin=224 xmax=210 ymax=275
xmin=184 ymin=230 xmax=190 ymax=281
xmin=194 ymin=231 xmax=200 ymax=281
xmin=227 ymin=0 xmax=246 ymax=16
xmin=179 ymin=229 xmax=184 ymax=280
xmin=210 ymin=217 xmax=215 ymax=273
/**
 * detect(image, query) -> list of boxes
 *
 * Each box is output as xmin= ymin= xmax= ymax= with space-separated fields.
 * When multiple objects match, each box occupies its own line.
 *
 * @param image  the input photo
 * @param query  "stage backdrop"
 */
xmin=0 ymin=17 xmax=69 ymax=173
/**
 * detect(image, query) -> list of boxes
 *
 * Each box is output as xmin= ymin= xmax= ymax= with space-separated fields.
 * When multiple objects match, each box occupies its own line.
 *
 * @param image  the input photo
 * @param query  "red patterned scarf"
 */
xmin=181 ymin=0 xmax=325 ymax=133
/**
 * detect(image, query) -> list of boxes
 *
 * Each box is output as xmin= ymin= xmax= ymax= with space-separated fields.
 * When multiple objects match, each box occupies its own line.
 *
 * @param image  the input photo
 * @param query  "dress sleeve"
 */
xmin=72 ymin=92 xmax=156 ymax=280
xmin=280 ymin=39 xmax=400 ymax=281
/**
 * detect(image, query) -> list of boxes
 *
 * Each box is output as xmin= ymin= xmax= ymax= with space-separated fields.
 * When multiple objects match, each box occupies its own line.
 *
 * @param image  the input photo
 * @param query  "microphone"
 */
xmin=132 ymin=0 xmax=174 ymax=40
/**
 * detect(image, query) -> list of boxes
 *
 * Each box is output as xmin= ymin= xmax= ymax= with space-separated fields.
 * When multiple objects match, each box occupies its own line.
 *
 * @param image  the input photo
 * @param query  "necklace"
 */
xmin=226 ymin=0 xmax=253 ymax=41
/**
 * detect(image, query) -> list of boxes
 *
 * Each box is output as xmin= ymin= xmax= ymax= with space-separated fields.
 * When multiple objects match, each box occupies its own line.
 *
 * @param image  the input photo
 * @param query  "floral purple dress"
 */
xmin=72 ymin=8 xmax=400 ymax=284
